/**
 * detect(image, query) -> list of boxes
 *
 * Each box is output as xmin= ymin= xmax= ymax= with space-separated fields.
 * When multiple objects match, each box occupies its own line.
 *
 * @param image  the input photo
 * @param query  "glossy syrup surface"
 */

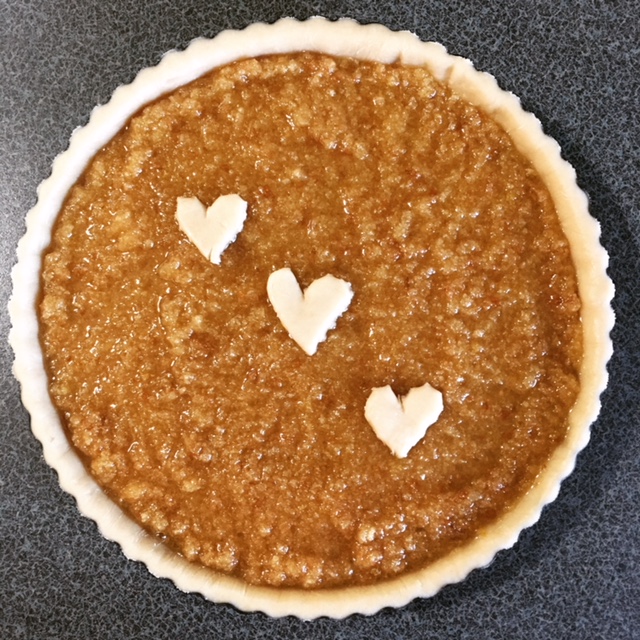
xmin=40 ymin=53 xmax=582 ymax=588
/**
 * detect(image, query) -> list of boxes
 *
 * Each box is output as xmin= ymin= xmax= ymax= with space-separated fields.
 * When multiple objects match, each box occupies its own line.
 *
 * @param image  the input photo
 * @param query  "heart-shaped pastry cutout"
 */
xmin=176 ymin=194 xmax=247 ymax=264
xmin=267 ymin=268 xmax=353 ymax=355
xmin=365 ymin=383 xmax=444 ymax=458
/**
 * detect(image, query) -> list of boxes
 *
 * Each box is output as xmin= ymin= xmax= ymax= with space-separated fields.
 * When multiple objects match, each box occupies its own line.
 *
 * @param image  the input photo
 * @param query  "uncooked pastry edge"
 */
xmin=9 ymin=17 xmax=615 ymax=619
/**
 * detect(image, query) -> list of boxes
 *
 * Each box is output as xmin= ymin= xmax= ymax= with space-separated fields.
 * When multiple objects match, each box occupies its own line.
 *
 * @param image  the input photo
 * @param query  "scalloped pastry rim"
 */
xmin=9 ymin=17 xmax=614 ymax=619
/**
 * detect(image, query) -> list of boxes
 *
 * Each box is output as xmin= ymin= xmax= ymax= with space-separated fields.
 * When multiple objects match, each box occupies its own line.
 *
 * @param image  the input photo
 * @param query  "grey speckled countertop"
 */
xmin=1 ymin=2 xmax=639 ymax=638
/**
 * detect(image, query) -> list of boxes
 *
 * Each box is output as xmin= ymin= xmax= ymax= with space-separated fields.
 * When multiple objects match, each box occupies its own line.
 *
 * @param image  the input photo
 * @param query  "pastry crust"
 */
xmin=9 ymin=17 xmax=614 ymax=618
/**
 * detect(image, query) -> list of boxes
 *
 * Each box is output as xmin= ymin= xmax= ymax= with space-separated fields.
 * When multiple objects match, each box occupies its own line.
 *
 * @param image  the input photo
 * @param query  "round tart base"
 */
xmin=9 ymin=17 xmax=614 ymax=618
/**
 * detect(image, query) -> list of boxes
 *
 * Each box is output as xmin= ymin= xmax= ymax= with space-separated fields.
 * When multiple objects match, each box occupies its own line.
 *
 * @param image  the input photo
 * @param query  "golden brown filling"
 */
xmin=39 ymin=53 xmax=582 ymax=588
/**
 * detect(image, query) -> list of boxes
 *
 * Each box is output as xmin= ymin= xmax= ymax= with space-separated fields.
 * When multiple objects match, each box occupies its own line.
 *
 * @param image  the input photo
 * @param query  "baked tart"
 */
xmin=9 ymin=18 xmax=614 ymax=618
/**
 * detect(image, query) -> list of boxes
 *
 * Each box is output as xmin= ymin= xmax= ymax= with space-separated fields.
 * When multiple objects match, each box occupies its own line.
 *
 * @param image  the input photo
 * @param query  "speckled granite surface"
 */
xmin=1 ymin=1 xmax=638 ymax=638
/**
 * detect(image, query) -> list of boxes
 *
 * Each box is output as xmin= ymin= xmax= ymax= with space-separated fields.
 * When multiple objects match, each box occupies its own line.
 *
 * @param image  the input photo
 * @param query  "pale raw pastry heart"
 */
xmin=365 ymin=383 xmax=444 ymax=458
xmin=176 ymin=194 xmax=247 ymax=264
xmin=267 ymin=268 xmax=353 ymax=355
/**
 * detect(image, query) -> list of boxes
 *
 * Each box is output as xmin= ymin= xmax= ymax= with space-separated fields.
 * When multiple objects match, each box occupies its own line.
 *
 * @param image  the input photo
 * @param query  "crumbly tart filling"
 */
xmin=11 ymin=18 xmax=613 ymax=618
